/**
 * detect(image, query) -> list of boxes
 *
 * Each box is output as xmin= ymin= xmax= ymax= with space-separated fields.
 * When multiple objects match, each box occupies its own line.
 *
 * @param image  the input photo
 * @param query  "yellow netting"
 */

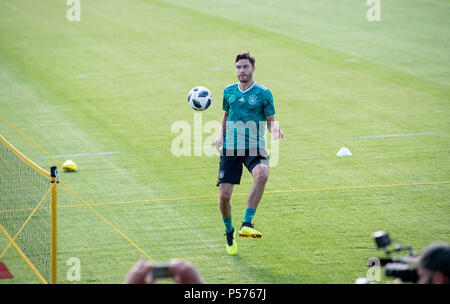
xmin=0 ymin=134 xmax=54 ymax=283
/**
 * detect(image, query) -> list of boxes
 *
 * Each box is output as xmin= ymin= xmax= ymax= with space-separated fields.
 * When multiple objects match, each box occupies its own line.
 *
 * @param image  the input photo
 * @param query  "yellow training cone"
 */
xmin=62 ymin=160 xmax=78 ymax=171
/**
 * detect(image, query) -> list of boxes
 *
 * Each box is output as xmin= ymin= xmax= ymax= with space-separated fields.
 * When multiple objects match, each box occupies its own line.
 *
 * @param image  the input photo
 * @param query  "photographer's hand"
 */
xmin=170 ymin=259 xmax=206 ymax=284
xmin=123 ymin=258 xmax=154 ymax=284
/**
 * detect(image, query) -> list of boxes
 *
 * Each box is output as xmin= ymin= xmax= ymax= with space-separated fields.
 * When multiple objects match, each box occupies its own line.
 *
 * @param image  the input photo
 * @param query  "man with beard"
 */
xmin=214 ymin=51 xmax=284 ymax=255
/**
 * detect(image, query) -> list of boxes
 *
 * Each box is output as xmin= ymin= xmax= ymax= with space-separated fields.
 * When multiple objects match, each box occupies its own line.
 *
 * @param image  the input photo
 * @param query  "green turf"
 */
xmin=0 ymin=0 xmax=449 ymax=284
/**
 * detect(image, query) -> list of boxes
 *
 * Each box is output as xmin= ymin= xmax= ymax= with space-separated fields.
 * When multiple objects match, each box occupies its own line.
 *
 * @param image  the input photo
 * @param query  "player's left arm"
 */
xmin=266 ymin=115 xmax=284 ymax=139
xmin=263 ymin=89 xmax=283 ymax=139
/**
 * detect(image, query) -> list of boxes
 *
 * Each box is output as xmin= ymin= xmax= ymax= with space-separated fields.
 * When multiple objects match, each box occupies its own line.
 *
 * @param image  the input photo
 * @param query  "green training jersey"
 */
xmin=222 ymin=81 xmax=276 ymax=150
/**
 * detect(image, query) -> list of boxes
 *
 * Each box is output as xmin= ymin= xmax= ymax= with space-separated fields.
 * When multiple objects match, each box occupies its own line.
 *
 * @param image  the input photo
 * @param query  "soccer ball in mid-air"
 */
xmin=188 ymin=86 xmax=212 ymax=111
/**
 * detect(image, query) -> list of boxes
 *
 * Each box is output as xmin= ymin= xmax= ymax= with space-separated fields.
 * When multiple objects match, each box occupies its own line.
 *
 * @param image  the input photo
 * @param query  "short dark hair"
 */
xmin=235 ymin=52 xmax=255 ymax=66
xmin=419 ymin=243 xmax=450 ymax=279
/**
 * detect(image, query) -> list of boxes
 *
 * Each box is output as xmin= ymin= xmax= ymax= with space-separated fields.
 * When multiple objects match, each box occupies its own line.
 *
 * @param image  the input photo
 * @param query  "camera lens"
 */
xmin=385 ymin=263 xmax=418 ymax=283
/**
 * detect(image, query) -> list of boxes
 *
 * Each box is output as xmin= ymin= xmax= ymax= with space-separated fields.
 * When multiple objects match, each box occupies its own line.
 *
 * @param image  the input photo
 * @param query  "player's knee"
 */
xmin=219 ymin=191 xmax=232 ymax=202
xmin=254 ymin=170 xmax=269 ymax=184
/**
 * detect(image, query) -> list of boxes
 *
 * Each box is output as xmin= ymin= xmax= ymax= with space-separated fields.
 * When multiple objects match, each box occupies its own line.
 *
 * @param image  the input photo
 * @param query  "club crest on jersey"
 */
xmin=248 ymin=95 xmax=257 ymax=105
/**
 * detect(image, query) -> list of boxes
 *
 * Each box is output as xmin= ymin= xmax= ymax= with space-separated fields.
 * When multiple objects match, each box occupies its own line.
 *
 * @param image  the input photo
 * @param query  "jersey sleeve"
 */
xmin=263 ymin=89 xmax=276 ymax=116
xmin=222 ymin=89 xmax=229 ymax=112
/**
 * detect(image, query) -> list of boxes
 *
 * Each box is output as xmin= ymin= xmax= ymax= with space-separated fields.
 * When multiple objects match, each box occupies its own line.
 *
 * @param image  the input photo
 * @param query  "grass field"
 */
xmin=0 ymin=0 xmax=449 ymax=284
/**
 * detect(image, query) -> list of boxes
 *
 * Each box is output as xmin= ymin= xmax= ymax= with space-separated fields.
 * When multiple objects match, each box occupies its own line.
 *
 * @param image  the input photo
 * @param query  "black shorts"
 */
xmin=216 ymin=149 xmax=269 ymax=186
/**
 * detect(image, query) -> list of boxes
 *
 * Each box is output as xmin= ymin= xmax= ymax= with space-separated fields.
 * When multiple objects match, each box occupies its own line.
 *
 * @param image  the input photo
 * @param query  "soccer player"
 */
xmin=214 ymin=51 xmax=284 ymax=255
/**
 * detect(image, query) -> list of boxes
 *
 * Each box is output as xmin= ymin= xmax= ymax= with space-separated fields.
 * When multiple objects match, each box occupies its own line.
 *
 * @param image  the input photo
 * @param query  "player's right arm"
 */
xmin=214 ymin=111 xmax=228 ymax=152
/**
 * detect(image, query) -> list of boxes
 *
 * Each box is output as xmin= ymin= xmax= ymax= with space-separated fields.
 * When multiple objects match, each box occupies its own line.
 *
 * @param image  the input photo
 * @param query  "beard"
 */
xmin=238 ymin=74 xmax=252 ymax=83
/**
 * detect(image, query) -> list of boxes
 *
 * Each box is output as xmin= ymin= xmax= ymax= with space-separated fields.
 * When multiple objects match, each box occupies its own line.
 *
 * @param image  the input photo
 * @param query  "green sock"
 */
xmin=243 ymin=208 xmax=256 ymax=224
xmin=222 ymin=216 xmax=233 ymax=233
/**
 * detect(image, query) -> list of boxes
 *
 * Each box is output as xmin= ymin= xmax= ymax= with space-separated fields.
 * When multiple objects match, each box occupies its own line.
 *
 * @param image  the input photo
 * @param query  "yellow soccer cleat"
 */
xmin=225 ymin=229 xmax=238 ymax=255
xmin=238 ymin=223 xmax=263 ymax=239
